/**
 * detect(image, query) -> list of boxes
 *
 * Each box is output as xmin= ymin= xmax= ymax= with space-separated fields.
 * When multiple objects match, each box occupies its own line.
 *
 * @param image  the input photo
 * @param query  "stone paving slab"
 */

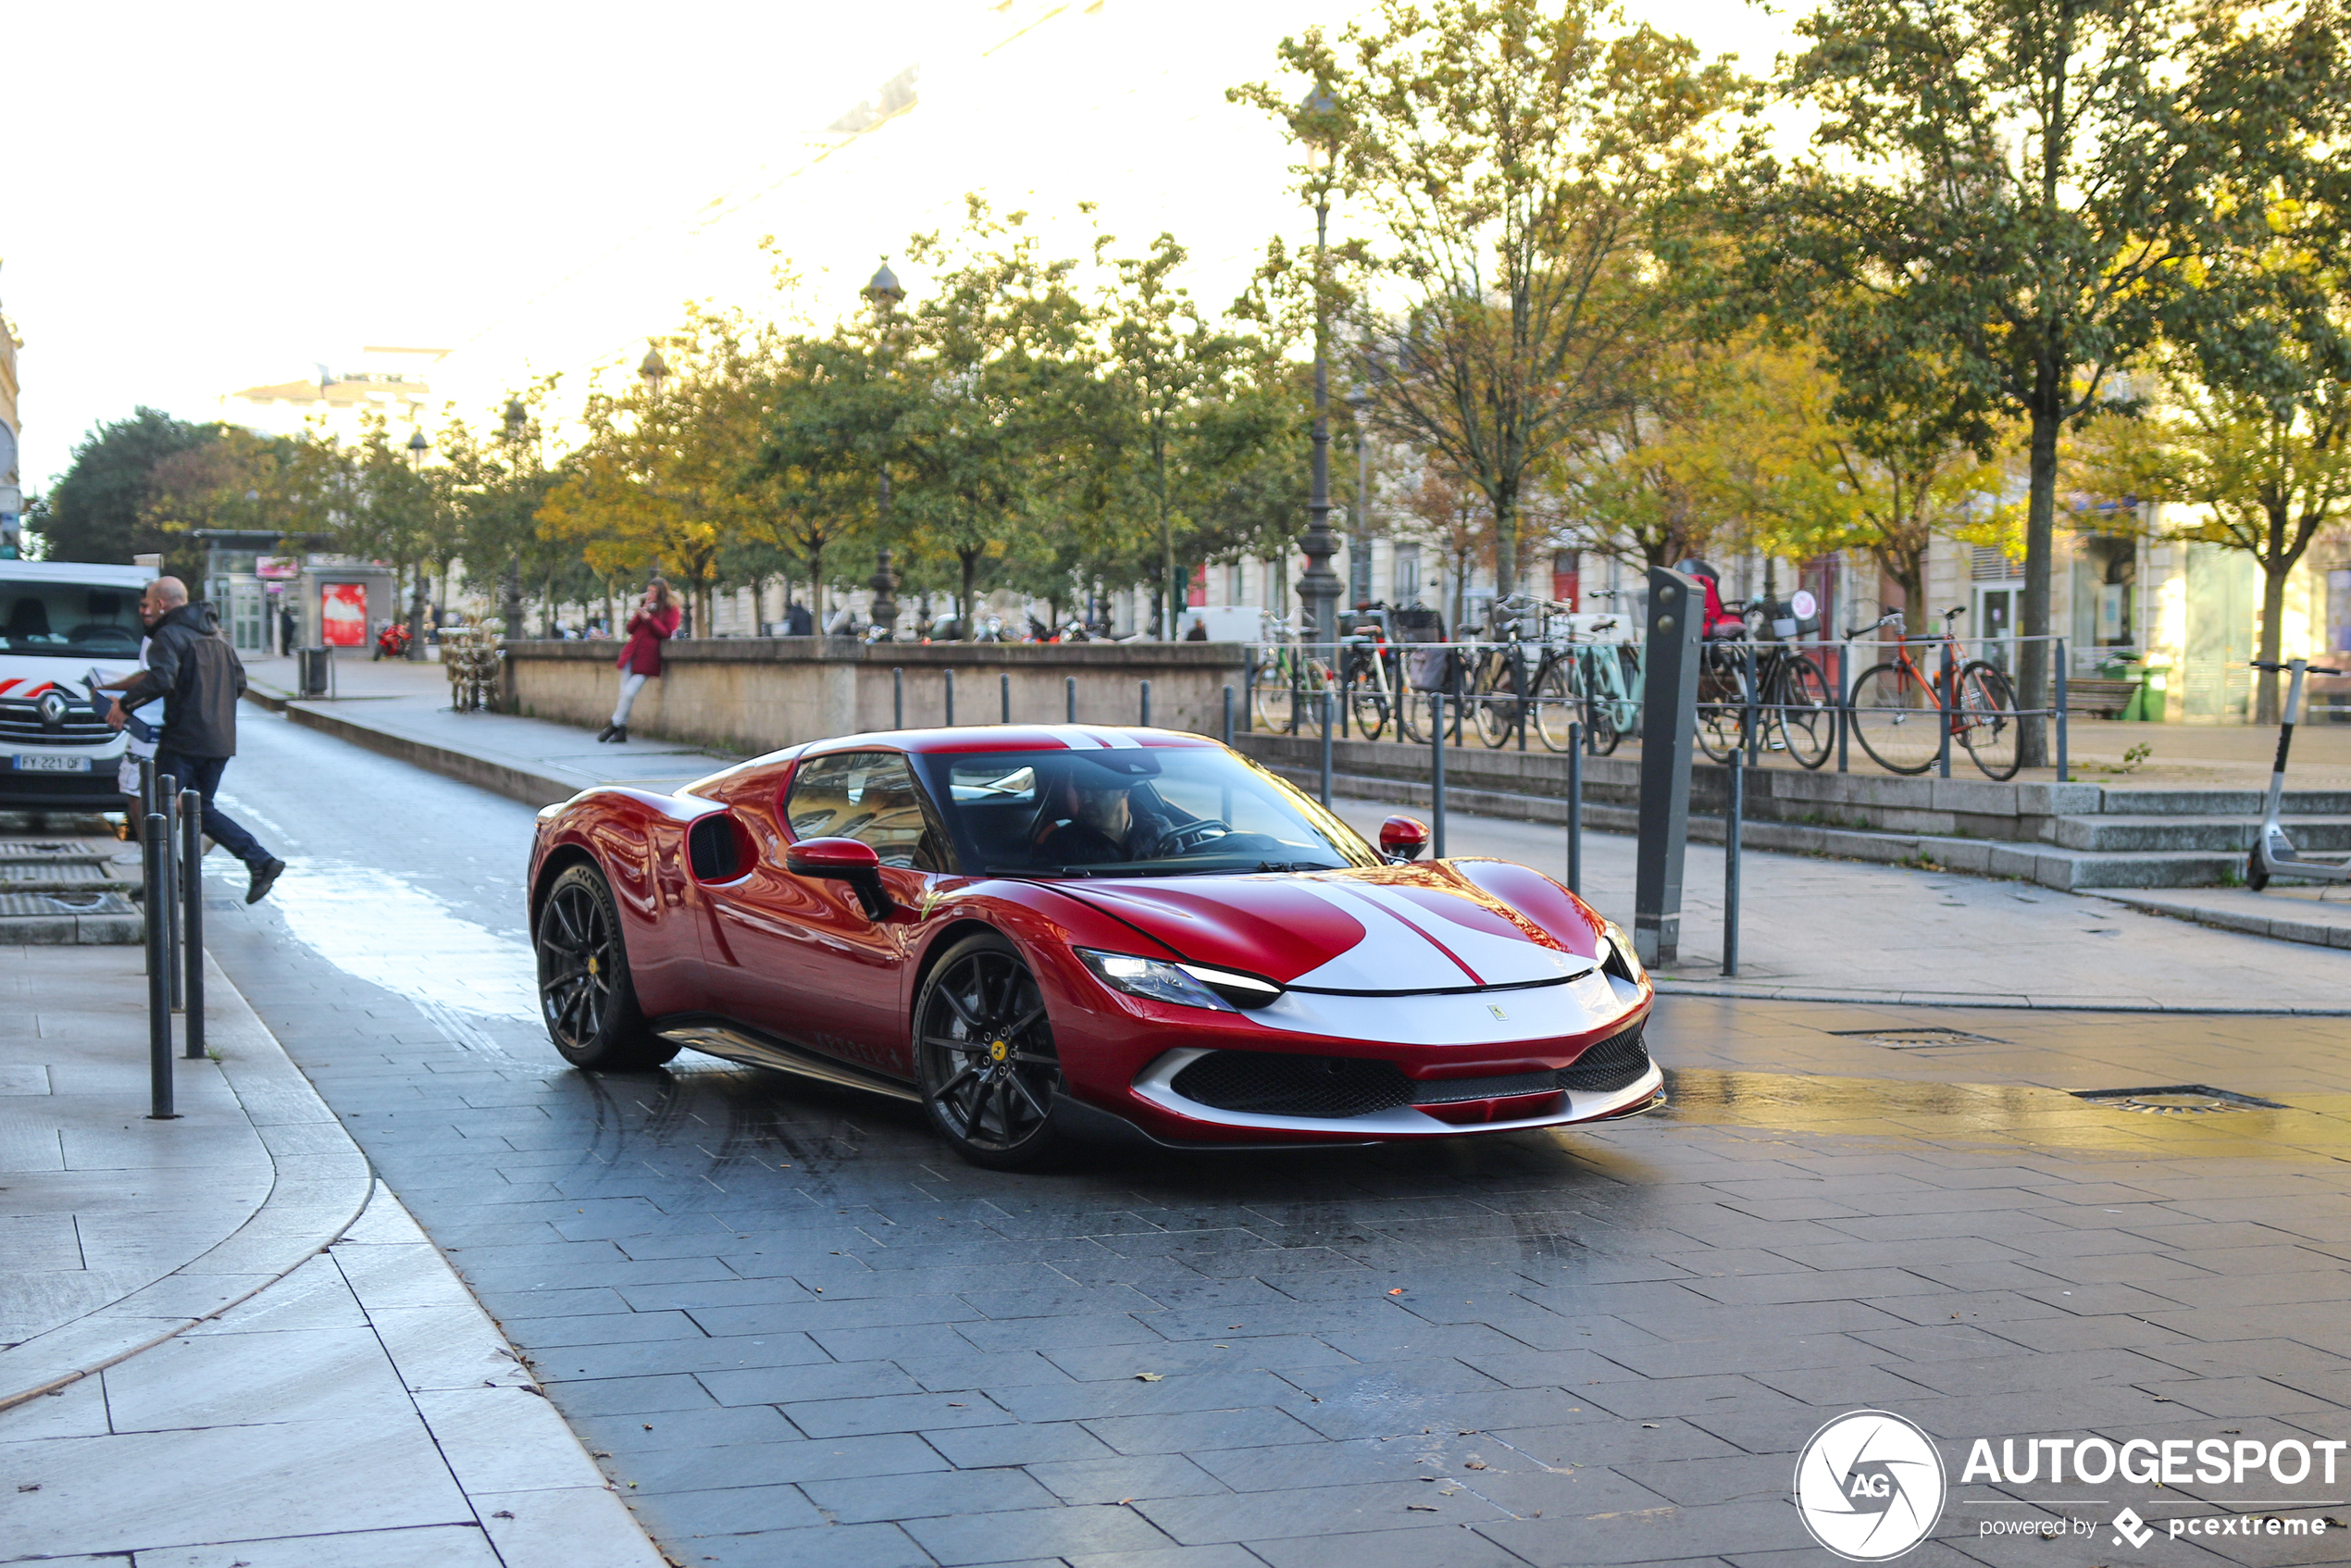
xmin=2092 ymin=885 xmax=2351 ymax=952
xmin=0 ymin=946 xmax=370 ymax=1406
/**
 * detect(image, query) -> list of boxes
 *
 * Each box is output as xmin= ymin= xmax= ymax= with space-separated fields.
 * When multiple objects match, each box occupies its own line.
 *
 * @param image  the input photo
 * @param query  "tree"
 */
xmin=1746 ymin=0 xmax=2345 ymax=761
xmin=1238 ymin=0 xmax=1738 ymax=604
xmin=38 ymin=408 xmax=220 ymax=574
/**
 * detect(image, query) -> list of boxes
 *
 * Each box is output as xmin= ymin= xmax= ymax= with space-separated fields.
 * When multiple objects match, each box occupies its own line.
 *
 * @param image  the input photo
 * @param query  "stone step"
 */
xmin=2094 ymin=787 xmax=2351 ymax=817
xmin=1270 ymin=765 xmax=2257 ymax=892
xmin=2053 ymin=815 xmax=2351 ymax=853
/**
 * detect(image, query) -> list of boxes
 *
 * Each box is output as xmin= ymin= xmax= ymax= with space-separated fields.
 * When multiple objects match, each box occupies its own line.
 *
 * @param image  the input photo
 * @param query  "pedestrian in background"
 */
xmin=598 ymin=578 xmax=679 ymax=744
xmin=108 ymin=577 xmax=284 ymax=904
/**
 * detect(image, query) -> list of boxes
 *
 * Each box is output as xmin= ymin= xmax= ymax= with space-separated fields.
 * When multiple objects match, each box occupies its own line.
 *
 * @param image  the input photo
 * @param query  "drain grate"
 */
xmin=1829 ymin=1027 xmax=2009 ymax=1050
xmin=0 ymin=890 xmax=136 ymax=916
xmin=2073 ymin=1085 xmax=2288 ymax=1115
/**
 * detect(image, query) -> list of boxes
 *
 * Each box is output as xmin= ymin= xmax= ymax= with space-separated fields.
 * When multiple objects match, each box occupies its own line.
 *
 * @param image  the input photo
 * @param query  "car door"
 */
xmin=703 ymin=750 xmax=947 ymax=1078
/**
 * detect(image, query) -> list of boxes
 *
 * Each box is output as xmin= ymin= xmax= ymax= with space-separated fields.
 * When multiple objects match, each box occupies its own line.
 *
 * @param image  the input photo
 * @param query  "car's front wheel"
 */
xmin=914 ymin=932 xmax=1065 ymax=1170
xmin=535 ymin=862 xmax=679 ymax=1071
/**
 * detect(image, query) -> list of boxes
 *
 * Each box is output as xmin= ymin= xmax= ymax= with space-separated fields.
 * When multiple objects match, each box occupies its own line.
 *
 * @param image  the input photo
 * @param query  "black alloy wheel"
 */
xmin=534 ymin=863 xmax=679 ymax=1071
xmin=914 ymin=932 xmax=1064 ymax=1169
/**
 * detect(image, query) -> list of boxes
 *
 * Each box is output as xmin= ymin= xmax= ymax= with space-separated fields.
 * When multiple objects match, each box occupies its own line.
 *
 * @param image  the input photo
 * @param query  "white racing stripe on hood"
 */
xmin=1287 ymin=878 xmax=1591 ymax=993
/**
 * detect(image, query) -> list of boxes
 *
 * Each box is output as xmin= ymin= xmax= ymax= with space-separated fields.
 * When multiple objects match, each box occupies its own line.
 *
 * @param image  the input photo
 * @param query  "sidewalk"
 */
xmin=0 ymin=943 xmax=661 ymax=1568
xmin=233 ymin=659 xmax=2350 ymax=1006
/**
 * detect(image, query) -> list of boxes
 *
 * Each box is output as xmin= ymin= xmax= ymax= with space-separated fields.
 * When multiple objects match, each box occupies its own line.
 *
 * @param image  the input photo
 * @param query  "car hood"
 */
xmin=1054 ymin=859 xmax=1608 ymax=993
xmin=0 ymin=657 xmax=138 ymax=697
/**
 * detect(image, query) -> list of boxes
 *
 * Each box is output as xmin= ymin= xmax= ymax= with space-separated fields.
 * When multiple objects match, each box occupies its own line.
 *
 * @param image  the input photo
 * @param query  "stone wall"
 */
xmin=503 ymin=639 xmax=1251 ymax=755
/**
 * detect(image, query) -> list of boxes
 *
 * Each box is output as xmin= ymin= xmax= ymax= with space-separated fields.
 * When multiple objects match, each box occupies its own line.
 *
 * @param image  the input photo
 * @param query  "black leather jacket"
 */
xmin=119 ymin=603 xmax=247 ymax=758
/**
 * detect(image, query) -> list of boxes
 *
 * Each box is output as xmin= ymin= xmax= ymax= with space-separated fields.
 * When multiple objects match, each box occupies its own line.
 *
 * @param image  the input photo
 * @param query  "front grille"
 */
xmin=1557 ymin=1023 xmax=1650 ymax=1092
xmin=1168 ymin=1023 xmax=1651 ymax=1122
xmin=1171 ymin=1052 xmax=1412 ymax=1119
xmin=0 ymin=701 xmax=114 ymax=744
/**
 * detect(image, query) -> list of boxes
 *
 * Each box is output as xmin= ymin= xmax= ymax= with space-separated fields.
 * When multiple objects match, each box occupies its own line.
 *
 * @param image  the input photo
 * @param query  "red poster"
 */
xmin=321 ymin=582 xmax=367 ymax=647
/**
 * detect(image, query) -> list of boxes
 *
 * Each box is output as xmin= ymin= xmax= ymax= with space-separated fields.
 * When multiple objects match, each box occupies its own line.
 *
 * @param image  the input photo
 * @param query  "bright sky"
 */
xmin=6 ymin=0 xmax=1802 ymax=492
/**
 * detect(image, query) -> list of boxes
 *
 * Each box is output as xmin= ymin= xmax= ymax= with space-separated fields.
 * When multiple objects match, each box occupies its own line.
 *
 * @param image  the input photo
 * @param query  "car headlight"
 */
xmin=1076 ymin=949 xmax=1283 ymax=1011
xmin=1597 ymin=921 xmax=1646 ymax=986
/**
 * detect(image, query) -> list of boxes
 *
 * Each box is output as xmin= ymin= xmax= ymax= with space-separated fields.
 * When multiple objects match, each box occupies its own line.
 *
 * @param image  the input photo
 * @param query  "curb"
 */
xmin=1650 ymin=982 xmax=2351 ymax=1015
xmin=2090 ymin=890 xmax=2351 ymax=953
xmin=244 ymin=686 xmax=578 ymax=809
xmin=0 ymin=954 xmax=375 ymax=1411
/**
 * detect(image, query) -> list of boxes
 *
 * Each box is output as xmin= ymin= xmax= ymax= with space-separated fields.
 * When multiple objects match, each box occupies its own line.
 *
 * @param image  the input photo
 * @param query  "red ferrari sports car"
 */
xmin=526 ymin=725 xmax=1660 ymax=1168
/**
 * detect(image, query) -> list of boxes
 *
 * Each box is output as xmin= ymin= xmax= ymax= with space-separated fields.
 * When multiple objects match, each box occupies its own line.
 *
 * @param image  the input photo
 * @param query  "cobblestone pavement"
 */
xmin=193 ymin=705 xmax=2351 ymax=1567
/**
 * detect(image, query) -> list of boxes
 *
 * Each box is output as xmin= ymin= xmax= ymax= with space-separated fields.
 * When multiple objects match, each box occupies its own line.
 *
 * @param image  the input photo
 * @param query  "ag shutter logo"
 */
xmin=1795 ymin=1411 xmax=1947 ymax=1561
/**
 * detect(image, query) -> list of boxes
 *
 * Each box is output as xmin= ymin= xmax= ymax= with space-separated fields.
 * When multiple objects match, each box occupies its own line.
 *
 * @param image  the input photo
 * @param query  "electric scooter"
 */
xmin=2247 ymin=657 xmax=2349 ymax=891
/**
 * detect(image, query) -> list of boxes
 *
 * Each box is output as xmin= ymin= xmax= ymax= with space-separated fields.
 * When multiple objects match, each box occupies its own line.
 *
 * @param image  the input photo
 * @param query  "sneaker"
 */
xmin=609 ymin=726 xmax=628 ymax=744
xmin=245 ymin=858 xmax=286 ymax=904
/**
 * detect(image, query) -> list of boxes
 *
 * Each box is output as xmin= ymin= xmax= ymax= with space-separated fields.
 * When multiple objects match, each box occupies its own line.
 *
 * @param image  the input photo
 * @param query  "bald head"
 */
xmin=140 ymin=576 xmax=189 ymax=628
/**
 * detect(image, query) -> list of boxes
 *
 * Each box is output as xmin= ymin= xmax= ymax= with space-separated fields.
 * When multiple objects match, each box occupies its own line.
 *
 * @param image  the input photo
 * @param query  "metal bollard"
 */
xmin=2055 ymin=637 xmax=2070 ymax=782
xmin=1567 ymin=720 xmax=1583 ymax=897
xmin=137 ymin=758 xmax=155 ymax=977
xmin=1221 ymin=685 xmax=1234 ymax=746
xmin=1140 ymin=679 xmax=1152 ymax=728
xmin=1937 ymin=641 xmax=1955 ymax=779
xmin=1835 ymin=642 xmax=1850 ymax=774
xmin=944 ymin=668 xmax=956 ymax=728
xmin=1319 ymin=691 xmax=1334 ymax=805
xmin=1001 ymin=672 xmax=1011 ymax=725
xmin=181 ymin=788 xmax=205 ymax=1060
xmin=159 ymin=776 xmax=182 ymax=1013
xmin=1723 ymin=756 xmax=1743 ymax=977
xmin=1745 ymin=642 xmax=1761 ymax=767
xmin=1243 ymin=650 xmax=1256 ymax=732
xmin=1430 ymin=692 xmax=1447 ymax=859
xmin=144 ymin=810 xmax=176 ymax=1120
xmin=1065 ymin=675 xmax=1076 ymax=724
xmin=893 ymin=667 xmax=903 ymax=729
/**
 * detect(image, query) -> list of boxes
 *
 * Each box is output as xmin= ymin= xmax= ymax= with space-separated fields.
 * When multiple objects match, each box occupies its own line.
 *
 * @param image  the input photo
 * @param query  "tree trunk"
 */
xmin=2018 ymin=399 xmax=2061 ymax=769
xmin=960 ymin=548 xmax=981 ymax=640
xmin=2257 ymin=529 xmax=2293 ymax=727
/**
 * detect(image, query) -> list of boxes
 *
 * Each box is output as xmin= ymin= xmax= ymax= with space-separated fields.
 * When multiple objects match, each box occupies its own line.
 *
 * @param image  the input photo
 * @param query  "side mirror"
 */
xmin=786 ymin=836 xmax=892 ymax=920
xmin=1379 ymin=815 xmax=1431 ymax=863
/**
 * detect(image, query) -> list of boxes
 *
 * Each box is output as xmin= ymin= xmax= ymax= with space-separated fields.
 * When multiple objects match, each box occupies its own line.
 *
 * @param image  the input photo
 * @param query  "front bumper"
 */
xmin=0 ymin=758 xmax=126 ymax=811
xmin=1129 ymin=1050 xmax=1663 ymax=1140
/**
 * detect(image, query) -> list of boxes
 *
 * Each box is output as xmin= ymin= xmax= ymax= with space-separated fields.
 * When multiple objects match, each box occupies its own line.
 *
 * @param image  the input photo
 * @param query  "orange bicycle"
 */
xmin=1844 ymin=607 xmax=2020 ymax=779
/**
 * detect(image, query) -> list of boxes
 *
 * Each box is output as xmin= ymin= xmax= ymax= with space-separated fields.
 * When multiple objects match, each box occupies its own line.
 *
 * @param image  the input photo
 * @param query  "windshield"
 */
xmin=914 ymin=745 xmax=1380 ymax=878
xmin=0 ymin=582 xmax=143 ymax=659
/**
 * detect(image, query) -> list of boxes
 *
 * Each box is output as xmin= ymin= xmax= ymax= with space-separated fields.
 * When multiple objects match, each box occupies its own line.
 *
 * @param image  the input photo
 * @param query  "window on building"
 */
xmin=1394 ymin=544 xmax=1423 ymax=606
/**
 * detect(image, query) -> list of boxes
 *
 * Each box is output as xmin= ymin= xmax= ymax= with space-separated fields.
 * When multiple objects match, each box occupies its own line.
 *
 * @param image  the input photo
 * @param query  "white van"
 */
xmin=0 ymin=560 xmax=155 ymax=812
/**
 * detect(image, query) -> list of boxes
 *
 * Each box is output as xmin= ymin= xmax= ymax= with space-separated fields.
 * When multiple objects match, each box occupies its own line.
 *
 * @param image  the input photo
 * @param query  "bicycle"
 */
xmin=1843 ymin=607 xmax=2019 ymax=779
xmin=1337 ymin=608 xmax=1402 ymax=741
xmin=1695 ymin=600 xmax=1835 ymax=768
xmin=1250 ymin=616 xmax=1337 ymax=738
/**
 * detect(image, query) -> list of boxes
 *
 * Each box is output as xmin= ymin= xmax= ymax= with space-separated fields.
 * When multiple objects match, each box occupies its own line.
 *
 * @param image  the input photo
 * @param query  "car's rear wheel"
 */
xmin=914 ymin=932 xmax=1065 ymax=1170
xmin=535 ymin=862 xmax=679 ymax=1071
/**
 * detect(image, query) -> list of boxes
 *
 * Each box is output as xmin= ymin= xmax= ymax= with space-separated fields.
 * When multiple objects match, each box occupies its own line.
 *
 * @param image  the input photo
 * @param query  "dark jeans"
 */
xmin=152 ymin=752 xmax=271 ymax=869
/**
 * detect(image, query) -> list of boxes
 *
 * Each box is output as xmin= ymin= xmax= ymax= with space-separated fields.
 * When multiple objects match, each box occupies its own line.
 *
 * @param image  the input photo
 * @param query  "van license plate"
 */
xmin=14 ymin=754 xmax=92 ymax=773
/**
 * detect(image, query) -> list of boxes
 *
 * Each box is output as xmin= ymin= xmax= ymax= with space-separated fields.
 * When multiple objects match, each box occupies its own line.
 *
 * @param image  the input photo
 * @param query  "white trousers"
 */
xmin=612 ymin=671 xmax=651 ymax=725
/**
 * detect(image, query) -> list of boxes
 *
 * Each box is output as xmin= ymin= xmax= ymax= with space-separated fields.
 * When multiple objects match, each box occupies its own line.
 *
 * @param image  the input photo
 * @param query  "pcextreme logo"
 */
xmin=1794 ymin=1411 xmax=1947 ymax=1562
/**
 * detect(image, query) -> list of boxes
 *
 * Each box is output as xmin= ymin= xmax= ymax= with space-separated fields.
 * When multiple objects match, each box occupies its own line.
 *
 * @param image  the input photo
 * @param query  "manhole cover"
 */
xmin=2073 ymin=1085 xmax=2287 ymax=1114
xmin=1829 ymin=1027 xmax=2008 ymax=1049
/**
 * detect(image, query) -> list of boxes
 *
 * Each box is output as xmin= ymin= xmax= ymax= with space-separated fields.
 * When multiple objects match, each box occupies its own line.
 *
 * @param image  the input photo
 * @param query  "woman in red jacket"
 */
xmin=598 ymin=579 xmax=680 ymax=743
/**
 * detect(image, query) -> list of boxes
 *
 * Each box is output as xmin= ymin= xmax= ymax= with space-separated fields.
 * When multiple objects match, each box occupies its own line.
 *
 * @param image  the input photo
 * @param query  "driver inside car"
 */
xmin=1036 ymin=773 xmax=1181 ymax=866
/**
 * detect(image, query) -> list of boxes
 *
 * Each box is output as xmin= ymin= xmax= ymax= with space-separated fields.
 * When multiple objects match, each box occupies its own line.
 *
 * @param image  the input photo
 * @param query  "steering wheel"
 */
xmin=1154 ymin=819 xmax=1231 ymax=856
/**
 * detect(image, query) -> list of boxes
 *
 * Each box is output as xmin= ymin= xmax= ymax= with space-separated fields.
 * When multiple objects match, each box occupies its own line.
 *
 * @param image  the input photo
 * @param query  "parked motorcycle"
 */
xmin=374 ymin=621 xmax=412 ymax=660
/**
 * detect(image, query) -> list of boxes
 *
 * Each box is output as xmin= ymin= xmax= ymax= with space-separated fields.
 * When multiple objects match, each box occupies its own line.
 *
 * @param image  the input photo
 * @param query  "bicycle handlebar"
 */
xmin=2253 ymin=661 xmax=2347 ymax=676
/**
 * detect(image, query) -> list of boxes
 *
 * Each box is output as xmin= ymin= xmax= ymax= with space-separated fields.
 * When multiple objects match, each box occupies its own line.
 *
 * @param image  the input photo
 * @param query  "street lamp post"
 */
xmin=501 ymin=398 xmax=528 ymax=640
xmin=404 ymin=429 xmax=430 ymax=661
xmin=1294 ymin=90 xmax=1344 ymax=659
xmin=863 ymin=259 xmax=906 ymax=641
xmin=1347 ymin=384 xmax=1374 ymax=611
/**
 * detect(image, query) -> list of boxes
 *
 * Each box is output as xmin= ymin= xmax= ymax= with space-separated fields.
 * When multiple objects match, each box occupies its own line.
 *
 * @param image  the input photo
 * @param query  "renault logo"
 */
xmin=36 ymin=691 xmax=68 ymax=729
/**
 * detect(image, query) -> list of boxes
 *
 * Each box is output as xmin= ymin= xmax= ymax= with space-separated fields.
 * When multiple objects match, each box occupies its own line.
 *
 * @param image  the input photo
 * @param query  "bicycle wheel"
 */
xmin=1471 ymin=651 xmax=1524 ymax=748
xmin=1534 ymin=657 xmax=1582 ymax=752
xmin=1298 ymin=659 xmax=1336 ymax=740
xmin=1347 ymin=653 xmax=1392 ymax=741
xmin=1957 ymin=661 xmax=2020 ymax=780
xmin=1847 ymin=662 xmax=1938 ymax=774
xmin=1696 ymin=645 xmax=1749 ymax=763
xmin=1250 ymin=658 xmax=1295 ymax=734
xmin=1774 ymin=653 xmax=1835 ymax=771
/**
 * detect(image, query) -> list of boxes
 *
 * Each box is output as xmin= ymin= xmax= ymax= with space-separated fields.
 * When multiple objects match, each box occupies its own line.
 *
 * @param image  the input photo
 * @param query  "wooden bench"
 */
xmin=2064 ymin=677 xmax=2143 ymax=718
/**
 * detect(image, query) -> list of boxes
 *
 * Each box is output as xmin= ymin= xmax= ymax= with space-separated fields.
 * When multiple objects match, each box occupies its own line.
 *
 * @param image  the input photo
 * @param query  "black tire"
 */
xmin=2247 ymin=849 xmax=2270 ymax=892
xmin=1470 ymin=651 xmax=1524 ymax=748
xmin=1957 ymin=661 xmax=2021 ymax=780
xmin=1777 ymin=653 xmax=1836 ymax=771
xmin=914 ymin=932 xmax=1065 ymax=1171
xmin=534 ymin=862 xmax=680 ymax=1070
xmin=1847 ymin=662 xmax=1937 ymax=775
xmin=1696 ymin=644 xmax=1749 ymax=764
xmin=1346 ymin=654 xmax=1391 ymax=741
xmin=1534 ymin=658 xmax=1582 ymax=753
